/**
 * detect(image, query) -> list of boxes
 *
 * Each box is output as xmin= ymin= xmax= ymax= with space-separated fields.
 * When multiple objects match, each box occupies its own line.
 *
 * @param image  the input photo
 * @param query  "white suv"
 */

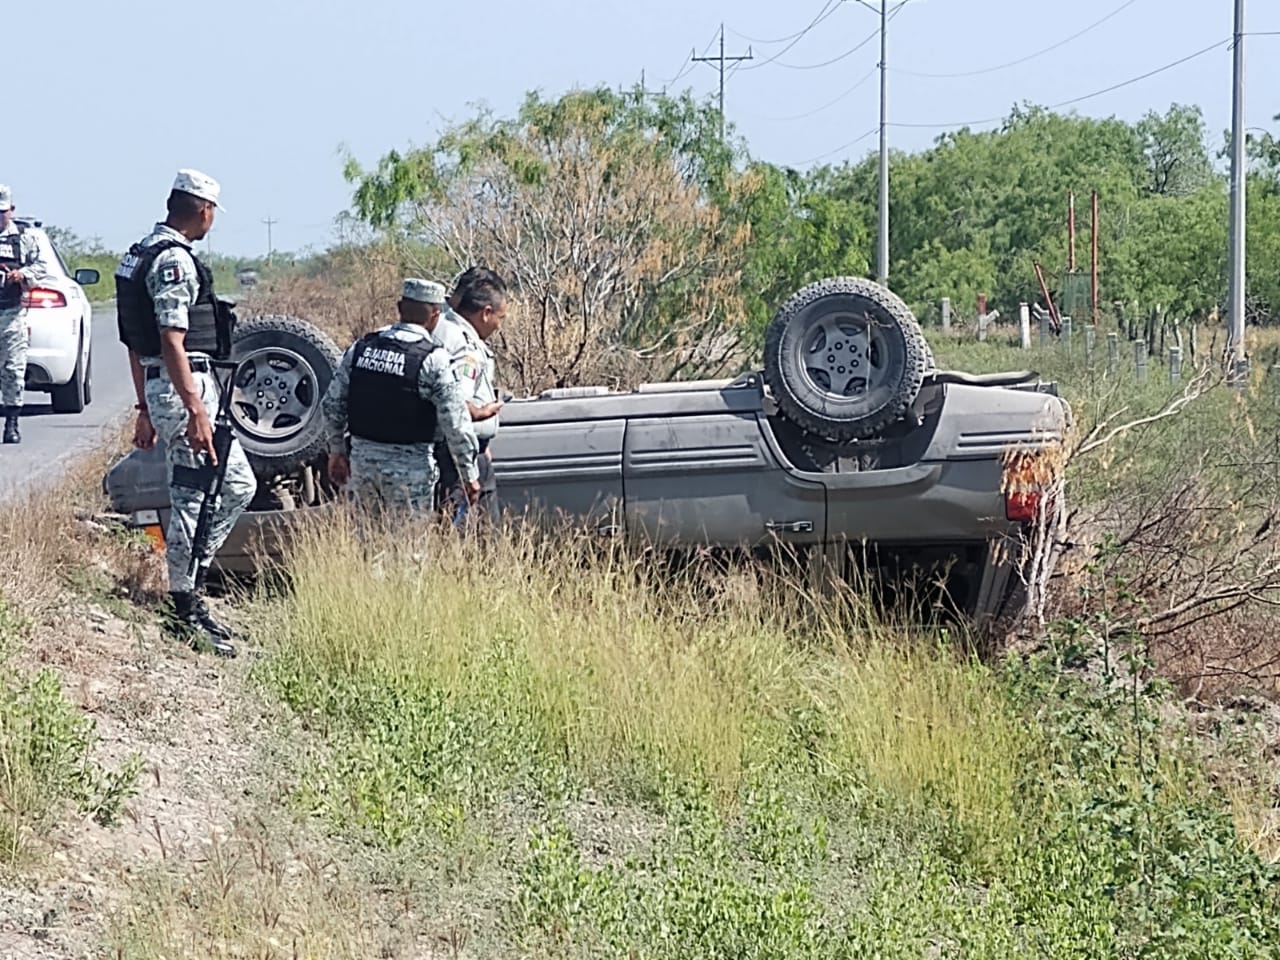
xmin=15 ymin=218 xmax=98 ymax=413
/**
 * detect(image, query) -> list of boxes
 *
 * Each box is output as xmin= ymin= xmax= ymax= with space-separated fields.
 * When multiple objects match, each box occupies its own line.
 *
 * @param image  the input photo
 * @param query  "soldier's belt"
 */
xmin=145 ymin=356 xmax=212 ymax=380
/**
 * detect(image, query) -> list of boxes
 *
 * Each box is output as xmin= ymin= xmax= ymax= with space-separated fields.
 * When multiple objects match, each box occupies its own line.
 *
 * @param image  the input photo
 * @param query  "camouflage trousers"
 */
xmin=0 ymin=310 xmax=28 ymax=408
xmin=145 ymin=365 xmax=258 ymax=593
xmin=347 ymin=438 xmax=440 ymax=519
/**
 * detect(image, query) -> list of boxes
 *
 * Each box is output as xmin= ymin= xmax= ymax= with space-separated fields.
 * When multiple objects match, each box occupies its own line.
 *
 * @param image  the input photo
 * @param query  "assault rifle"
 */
xmin=171 ymin=358 xmax=240 ymax=580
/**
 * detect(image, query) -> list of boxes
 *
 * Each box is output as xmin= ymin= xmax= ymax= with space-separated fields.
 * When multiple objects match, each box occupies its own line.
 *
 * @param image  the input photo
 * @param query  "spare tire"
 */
xmin=228 ymin=314 xmax=342 ymax=478
xmin=764 ymin=277 xmax=930 ymax=442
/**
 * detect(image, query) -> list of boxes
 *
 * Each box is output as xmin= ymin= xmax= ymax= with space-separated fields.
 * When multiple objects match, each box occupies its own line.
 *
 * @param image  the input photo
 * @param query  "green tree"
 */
xmin=1136 ymin=104 xmax=1215 ymax=197
xmin=343 ymin=87 xmax=756 ymax=391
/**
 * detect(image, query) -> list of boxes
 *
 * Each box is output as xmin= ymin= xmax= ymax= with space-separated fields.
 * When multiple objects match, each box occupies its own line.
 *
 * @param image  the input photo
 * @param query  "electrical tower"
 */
xmin=693 ymin=24 xmax=753 ymax=140
xmin=262 ymin=216 xmax=278 ymax=267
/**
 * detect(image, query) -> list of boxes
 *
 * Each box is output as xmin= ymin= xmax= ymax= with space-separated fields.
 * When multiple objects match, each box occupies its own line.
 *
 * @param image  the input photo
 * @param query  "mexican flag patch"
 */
xmin=159 ymin=264 xmax=183 ymax=284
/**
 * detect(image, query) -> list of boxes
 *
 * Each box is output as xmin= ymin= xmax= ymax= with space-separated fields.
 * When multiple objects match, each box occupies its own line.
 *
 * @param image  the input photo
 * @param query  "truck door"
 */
xmin=622 ymin=412 xmax=826 ymax=553
xmin=490 ymin=416 xmax=626 ymax=535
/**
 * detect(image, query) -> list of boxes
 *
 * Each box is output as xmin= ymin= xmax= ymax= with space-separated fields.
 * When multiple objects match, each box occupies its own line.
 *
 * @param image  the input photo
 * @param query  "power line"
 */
xmin=886 ymin=37 xmax=1229 ymax=130
xmin=785 ymin=35 xmax=1229 ymax=167
xmin=754 ymin=65 xmax=879 ymax=122
xmin=892 ymin=0 xmax=1143 ymax=79
xmin=654 ymin=30 xmax=720 ymax=89
xmin=738 ymin=0 xmax=839 ymax=71
xmin=726 ymin=1 xmax=842 ymax=45
xmin=758 ymin=0 xmax=908 ymax=71
xmin=658 ymin=52 xmax=693 ymax=87
xmin=788 ymin=127 xmax=879 ymax=167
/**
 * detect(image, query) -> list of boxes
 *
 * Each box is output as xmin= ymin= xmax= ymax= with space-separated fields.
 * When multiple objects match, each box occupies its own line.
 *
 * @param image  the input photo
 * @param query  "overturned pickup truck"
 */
xmin=103 ymin=277 xmax=1069 ymax=631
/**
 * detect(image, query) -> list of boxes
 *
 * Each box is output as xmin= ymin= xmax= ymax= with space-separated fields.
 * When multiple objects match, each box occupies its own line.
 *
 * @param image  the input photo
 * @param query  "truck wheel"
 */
xmin=229 ymin=315 xmax=342 ymax=478
xmin=764 ymin=277 xmax=930 ymax=441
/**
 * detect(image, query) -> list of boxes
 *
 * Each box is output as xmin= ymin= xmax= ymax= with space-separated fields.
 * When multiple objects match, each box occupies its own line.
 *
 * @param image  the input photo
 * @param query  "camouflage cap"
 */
xmin=172 ymin=168 xmax=225 ymax=211
xmin=0 ymin=185 xmax=11 ymax=212
xmin=402 ymin=278 xmax=446 ymax=304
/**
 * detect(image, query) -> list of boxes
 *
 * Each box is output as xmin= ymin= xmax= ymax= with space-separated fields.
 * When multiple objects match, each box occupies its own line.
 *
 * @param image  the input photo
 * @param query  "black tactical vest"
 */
xmin=0 ymin=225 xmax=26 ymax=310
xmin=347 ymin=330 xmax=440 ymax=444
xmin=114 ymin=238 xmax=232 ymax=359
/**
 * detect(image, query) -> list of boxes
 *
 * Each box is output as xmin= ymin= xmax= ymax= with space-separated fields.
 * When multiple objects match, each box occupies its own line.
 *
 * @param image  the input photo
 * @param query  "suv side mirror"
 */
xmin=74 ymin=268 xmax=100 ymax=286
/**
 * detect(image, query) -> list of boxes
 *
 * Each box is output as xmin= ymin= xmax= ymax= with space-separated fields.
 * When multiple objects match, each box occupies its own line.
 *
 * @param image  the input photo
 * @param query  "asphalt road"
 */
xmin=0 ymin=304 xmax=134 ymax=500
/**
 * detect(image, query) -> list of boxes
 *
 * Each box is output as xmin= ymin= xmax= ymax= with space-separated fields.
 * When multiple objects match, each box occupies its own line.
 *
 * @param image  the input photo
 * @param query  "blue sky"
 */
xmin=10 ymin=0 xmax=1279 ymax=258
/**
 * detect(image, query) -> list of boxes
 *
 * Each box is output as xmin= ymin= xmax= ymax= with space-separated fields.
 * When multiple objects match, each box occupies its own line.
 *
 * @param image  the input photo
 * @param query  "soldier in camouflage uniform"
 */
xmin=0 ymin=185 xmax=53 ymax=444
xmin=115 ymin=170 xmax=256 ymax=658
xmin=434 ymin=267 xmax=508 ymax=524
xmin=323 ymin=278 xmax=480 ymax=520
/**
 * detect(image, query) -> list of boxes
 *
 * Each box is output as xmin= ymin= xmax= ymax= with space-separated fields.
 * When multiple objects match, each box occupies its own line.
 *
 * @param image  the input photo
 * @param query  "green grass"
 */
xmin=0 ymin=597 xmax=141 ymax=867
xmin=207 ymin=509 xmax=1280 ymax=958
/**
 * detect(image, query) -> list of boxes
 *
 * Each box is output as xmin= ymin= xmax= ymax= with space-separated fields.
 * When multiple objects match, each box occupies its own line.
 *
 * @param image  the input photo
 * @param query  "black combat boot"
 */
xmin=191 ymin=566 xmax=237 ymax=642
xmin=163 ymin=591 xmax=237 ymax=658
xmin=2 ymin=407 xmax=18 ymax=444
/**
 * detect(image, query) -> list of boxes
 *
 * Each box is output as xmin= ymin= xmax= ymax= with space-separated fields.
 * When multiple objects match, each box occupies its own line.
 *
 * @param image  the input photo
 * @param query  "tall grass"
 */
xmin=0 ymin=418 xmax=165 ymax=618
xmin=260 ymin=507 xmax=1028 ymax=850
xmin=0 ymin=425 xmax=149 ymax=867
xmin=235 ymin=506 xmax=1280 ymax=957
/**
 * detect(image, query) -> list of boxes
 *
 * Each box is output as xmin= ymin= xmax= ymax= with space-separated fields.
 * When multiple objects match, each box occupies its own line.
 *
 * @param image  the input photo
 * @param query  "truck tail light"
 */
xmin=1002 ymin=450 xmax=1059 ymax=524
xmin=23 ymin=287 xmax=67 ymax=309
xmin=1005 ymin=488 xmax=1042 ymax=523
xmin=131 ymin=509 xmax=166 ymax=552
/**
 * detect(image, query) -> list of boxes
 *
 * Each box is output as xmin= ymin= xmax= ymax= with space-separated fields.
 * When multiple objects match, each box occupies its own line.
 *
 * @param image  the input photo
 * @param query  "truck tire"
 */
xmin=764 ymin=277 xmax=930 ymax=442
xmin=229 ymin=315 xmax=342 ymax=478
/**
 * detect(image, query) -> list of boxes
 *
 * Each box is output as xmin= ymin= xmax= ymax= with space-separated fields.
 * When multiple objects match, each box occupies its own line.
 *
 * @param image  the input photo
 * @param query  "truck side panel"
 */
xmin=621 ymin=412 xmax=826 ymax=549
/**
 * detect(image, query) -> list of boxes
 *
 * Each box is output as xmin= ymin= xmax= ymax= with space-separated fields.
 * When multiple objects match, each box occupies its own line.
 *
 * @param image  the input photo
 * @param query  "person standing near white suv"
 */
xmin=0 ymin=184 xmax=52 ymax=444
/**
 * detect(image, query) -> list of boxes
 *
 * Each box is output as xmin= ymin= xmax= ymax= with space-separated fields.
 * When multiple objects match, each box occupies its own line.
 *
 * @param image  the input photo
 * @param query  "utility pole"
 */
xmin=1226 ymin=0 xmax=1248 ymax=385
xmin=262 ymin=216 xmax=277 ymax=267
xmin=693 ymin=24 xmax=753 ymax=141
xmin=1091 ymin=190 xmax=1100 ymax=326
xmin=1068 ymin=190 xmax=1077 ymax=273
xmin=876 ymin=0 xmax=889 ymax=287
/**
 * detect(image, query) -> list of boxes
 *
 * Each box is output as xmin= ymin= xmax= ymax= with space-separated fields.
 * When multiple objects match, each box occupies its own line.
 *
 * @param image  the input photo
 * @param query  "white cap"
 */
xmin=402 ymin=278 xmax=446 ymax=304
xmin=0 ymin=185 xmax=11 ymax=212
xmin=172 ymin=168 xmax=225 ymax=211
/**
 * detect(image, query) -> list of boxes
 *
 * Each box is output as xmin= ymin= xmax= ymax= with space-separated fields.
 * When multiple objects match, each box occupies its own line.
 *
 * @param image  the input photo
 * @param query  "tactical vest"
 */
xmin=347 ymin=330 xmax=440 ymax=445
xmin=114 ymin=238 xmax=232 ymax=359
xmin=0 ymin=225 xmax=26 ymax=310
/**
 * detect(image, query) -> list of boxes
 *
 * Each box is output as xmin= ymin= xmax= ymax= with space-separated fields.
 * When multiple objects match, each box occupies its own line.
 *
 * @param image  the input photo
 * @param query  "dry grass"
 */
xmin=242 ymin=251 xmax=404 ymax=350
xmin=0 ymin=419 xmax=165 ymax=628
xmin=256 ymin=504 xmax=1031 ymax=852
xmin=0 ymin=422 xmax=161 ymax=871
xmin=106 ymin=818 xmax=409 ymax=960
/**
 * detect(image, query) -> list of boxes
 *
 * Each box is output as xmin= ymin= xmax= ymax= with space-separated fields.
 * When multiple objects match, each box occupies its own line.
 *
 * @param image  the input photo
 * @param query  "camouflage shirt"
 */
xmin=322 ymin=321 xmax=480 ymax=484
xmin=142 ymin=224 xmax=199 ymax=327
xmin=130 ymin=224 xmax=204 ymax=361
xmin=0 ymin=221 xmax=52 ymax=305
xmin=437 ymin=306 xmax=500 ymax=440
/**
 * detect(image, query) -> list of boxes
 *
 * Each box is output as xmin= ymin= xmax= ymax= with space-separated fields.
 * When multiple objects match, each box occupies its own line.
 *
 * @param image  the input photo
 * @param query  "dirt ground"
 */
xmin=0 ymin=586 xmax=273 ymax=958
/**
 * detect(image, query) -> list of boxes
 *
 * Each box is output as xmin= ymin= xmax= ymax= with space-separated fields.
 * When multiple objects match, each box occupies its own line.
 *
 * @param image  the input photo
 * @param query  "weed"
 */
xmin=0 ymin=666 xmax=142 ymax=864
xmin=236 ymin=508 xmax=1280 ymax=957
